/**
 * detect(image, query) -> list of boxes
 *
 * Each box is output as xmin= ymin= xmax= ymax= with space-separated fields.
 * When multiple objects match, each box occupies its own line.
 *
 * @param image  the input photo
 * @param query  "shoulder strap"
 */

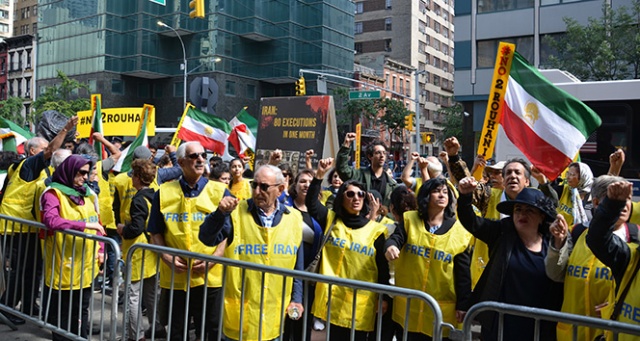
xmin=611 ymin=248 xmax=640 ymax=321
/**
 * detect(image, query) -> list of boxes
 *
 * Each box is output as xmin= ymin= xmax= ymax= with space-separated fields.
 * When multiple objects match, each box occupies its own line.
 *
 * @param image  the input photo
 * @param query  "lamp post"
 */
xmin=414 ymin=69 xmax=426 ymax=154
xmin=158 ymin=21 xmax=187 ymax=108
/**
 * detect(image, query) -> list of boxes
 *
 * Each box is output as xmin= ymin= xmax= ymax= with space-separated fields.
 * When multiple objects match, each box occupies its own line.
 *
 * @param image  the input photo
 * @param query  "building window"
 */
xmin=478 ymin=0 xmax=533 ymax=13
xmin=112 ymin=79 xmax=124 ymax=94
xmin=385 ymin=73 xmax=390 ymax=89
xmin=385 ymin=18 xmax=392 ymax=31
xmin=434 ymin=75 xmax=440 ymax=86
xmin=385 ymin=39 xmax=392 ymax=52
xmin=477 ymin=37 xmax=534 ymax=68
xmin=386 ymin=0 xmax=392 ymax=9
xmin=88 ymin=79 xmax=97 ymax=93
xmin=399 ymin=78 xmax=404 ymax=93
xmin=33 ymin=6 xmax=37 ymax=16
xmin=419 ymin=20 xmax=426 ymax=33
xmin=355 ymin=42 xmax=363 ymax=54
xmin=32 ymin=23 xmax=37 ymax=34
xmin=355 ymin=22 xmax=362 ymax=34
xmin=225 ymin=80 xmax=236 ymax=96
xmin=419 ymin=41 xmax=426 ymax=53
xmin=355 ymin=2 xmax=363 ymax=14
xmin=246 ymin=84 xmax=256 ymax=99
xmin=405 ymin=80 xmax=410 ymax=96
xmin=173 ymin=81 xmax=183 ymax=97
xmin=392 ymin=75 xmax=397 ymax=91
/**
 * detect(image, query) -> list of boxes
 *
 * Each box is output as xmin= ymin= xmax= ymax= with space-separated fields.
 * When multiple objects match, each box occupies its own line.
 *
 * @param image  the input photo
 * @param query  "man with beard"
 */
xmin=335 ymin=133 xmax=397 ymax=206
xmin=147 ymin=141 xmax=229 ymax=341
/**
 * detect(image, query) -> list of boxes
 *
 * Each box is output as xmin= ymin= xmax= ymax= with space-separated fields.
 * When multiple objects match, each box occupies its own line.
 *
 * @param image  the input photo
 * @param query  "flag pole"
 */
xmin=171 ymin=102 xmax=192 ymax=148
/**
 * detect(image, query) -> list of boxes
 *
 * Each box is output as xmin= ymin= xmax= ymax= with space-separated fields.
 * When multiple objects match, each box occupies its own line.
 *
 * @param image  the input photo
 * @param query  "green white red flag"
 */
xmin=228 ymin=107 xmax=258 ymax=157
xmin=0 ymin=117 xmax=33 ymax=153
xmin=113 ymin=105 xmax=150 ymax=173
xmin=501 ymin=52 xmax=602 ymax=180
xmin=88 ymin=94 xmax=106 ymax=159
xmin=177 ymin=106 xmax=231 ymax=155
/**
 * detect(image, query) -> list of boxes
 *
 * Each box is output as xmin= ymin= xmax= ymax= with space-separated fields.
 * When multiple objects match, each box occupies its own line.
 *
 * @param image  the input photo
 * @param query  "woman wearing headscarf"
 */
xmin=535 ymin=162 xmax=594 ymax=227
xmin=385 ymin=178 xmax=472 ymax=340
xmin=39 ymin=155 xmax=105 ymax=341
xmin=306 ymin=158 xmax=390 ymax=341
xmin=457 ymin=177 xmax=564 ymax=341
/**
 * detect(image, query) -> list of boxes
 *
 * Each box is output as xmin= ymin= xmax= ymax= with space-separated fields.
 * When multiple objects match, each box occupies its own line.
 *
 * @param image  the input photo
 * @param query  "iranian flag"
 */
xmin=88 ymin=94 xmax=106 ymax=159
xmin=113 ymin=105 xmax=150 ymax=173
xmin=177 ymin=106 xmax=231 ymax=155
xmin=228 ymin=107 xmax=258 ymax=157
xmin=0 ymin=117 xmax=33 ymax=153
xmin=502 ymin=52 xmax=601 ymax=180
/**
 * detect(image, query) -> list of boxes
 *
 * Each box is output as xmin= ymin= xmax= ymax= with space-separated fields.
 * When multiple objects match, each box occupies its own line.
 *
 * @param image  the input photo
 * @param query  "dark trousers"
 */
xmin=327 ymin=324 xmax=368 ymax=341
xmin=104 ymin=230 xmax=121 ymax=285
xmin=2 ymin=232 xmax=42 ymax=314
xmin=42 ymin=286 xmax=92 ymax=341
xmin=166 ymin=286 xmax=222 ymax=341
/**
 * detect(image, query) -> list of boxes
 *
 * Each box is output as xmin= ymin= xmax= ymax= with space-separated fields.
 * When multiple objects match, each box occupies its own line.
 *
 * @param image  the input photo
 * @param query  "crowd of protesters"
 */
xmin=1 ymin=114 xmax=640 ymax=341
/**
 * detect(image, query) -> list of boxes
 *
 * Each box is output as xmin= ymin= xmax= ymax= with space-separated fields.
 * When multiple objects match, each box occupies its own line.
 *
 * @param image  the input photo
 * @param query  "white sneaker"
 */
xmin=313 ymin=318 xmax=325 ymax=331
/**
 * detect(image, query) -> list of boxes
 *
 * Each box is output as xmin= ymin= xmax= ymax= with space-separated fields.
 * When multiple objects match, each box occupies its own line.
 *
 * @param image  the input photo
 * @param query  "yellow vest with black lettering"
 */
xmin=470 ymin=188 xmax=502 ymax=288
xmin=557 ymin=232 xmax=614 ymax=341
xmin=393 ymin=211 xmax=471 ymax=336
xmin=96 ymin=161 xmax=116 ymax=229
xmin=223 ymin=200 xmax=303 ymax=341
xmin=113 ymin=171 xmax=159 ymax=225
xmin=42 ymin=187 xmax=100 ymax=290
xmin=0 ymin=161 xmax=48 ymax=233
xmin=158 ymin=180 xmax=226 ymax=290
xmin=229 ymin=178 xmax=252 ymax=201
xmin=121 ymin=193 xmax=157 ymax=282
xmin=557 ymin=185 xmax=574 ymax=228
xmin=312 ymin=211 xmax=388 ymax=332
xmin=607 ymin=247 xmax=640 ymax=341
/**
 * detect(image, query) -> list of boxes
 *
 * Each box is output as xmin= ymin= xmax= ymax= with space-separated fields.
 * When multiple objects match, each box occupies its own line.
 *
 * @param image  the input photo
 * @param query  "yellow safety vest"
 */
xmin=607 ymin=247 xmax=640 ymax=341
xmin=42 ymin=187 xmax=100 ymax=290
xmin=557 ymin=232 xmax=614 ymax=341
xmin=0 ymin=161 xmax=48 ymax=233
xmin=393 ymin=211 xmax=472 ymax=336
xmin=630 ymin=202 xmax=640 ymax=225
xmin=121 ymin=193 xmax=158 ymax=282
xmin=229 ymin=178 xmax=252 ymax=201
xmin=113 ymin=171 xmax=158 ymax=225
xmin=312 ymin=211 xmax=388 ymax=332
xmin=222 ymin=200 xmax=302 ymax=341
xmin=557 ymin=185 xmax=574 ymax=228
xmin=96 ymin=160 xmax=116 ymax=229
xmin=320 ymin=190 xmax=333 ymax=206
xmin=158 ymin=180 xmax=226 ymax=290
xmin=470 ymin=188 xmax=502 ymax=288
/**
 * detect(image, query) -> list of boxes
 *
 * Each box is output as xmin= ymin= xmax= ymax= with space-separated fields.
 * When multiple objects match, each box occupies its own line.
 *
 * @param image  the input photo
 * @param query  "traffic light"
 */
xmin=295 ymin=76 xmax=306 ymax=96
xmin=189 ymin=0 xmax=205 ymax=19
xmin=421 ymin=132 xmax=435 ymax=144
xmin=404 ymin=114 xmax=414 ymax=131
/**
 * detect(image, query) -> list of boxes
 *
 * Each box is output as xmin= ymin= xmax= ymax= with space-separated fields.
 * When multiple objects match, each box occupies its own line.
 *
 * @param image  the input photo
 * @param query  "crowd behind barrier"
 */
xmin=1 ymin=215 xmax=640 ymax=340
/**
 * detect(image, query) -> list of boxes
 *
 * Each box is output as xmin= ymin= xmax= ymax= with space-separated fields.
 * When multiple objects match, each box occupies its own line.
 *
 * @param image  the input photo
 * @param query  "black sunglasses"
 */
xmin=345 ymin=190 xmax=365 ymax=199
xmin=251 ymin=182 xmax=280 ymax=192
xmin=186 ymin=152 xmax=207 ymax=160
xmin=77 ymin=169 xmax=90 ymax=176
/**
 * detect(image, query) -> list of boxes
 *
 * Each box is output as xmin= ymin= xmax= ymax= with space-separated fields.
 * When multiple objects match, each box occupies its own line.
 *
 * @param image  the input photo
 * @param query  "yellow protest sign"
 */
xmin=473 ymin=42 xmax=515 ymax=180
xmin=355 ymin=123 xmax=361 ymax=169
xmin=76 ymin=107 xmax=156 ymax=138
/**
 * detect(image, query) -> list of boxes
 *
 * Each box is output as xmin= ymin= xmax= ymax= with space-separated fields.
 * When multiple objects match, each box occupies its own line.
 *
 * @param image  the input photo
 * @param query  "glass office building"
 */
xmin=37 ymin=0 xmax=354 ymax=125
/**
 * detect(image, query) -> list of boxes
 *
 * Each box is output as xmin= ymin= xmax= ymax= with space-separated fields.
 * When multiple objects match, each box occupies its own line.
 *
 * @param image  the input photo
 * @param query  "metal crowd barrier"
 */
xmin=0 ymin=214 xmax=122 ymax=341
xmin=459 ymin=301 xmax=640 ymax=341
xmin=124 ymin=243 xmax=451 ymax=341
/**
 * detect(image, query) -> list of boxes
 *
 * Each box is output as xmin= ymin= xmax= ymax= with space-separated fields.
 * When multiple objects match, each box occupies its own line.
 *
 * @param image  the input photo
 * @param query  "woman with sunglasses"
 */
xmin=306 ymin=158 xmax=390 ymax=340
xmin=228 ymin=158 xmax=252 ymax=201
xmin=385 ymin=178 xmax=473 ymax=340
xmin=283 ymin=168 xmax=324 ymax=341
xmin=39 ymin=155 xmax=106 ymax=341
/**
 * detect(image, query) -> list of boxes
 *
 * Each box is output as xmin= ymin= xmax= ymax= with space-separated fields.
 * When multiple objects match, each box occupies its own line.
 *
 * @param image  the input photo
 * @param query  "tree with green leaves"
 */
xmin=32 ymin=70 xmax=91 ymax=120
xmin=377 ymin=98 xmax=411 ymax=147
xmin=0 ymin=96 xmax=28 ymax=126
xmin=332 ymin=87 xmax=379 ymax=136
xmin=544 ymin=0 xmax=640 ymax=80
xmin=437 ymin=99 xmax=464 ymax=143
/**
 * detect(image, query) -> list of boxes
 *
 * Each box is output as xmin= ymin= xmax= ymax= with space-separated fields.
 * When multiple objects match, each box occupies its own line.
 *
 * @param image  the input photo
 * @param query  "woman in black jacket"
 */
xmin=456 ymin=176 xmax=564 ymax=341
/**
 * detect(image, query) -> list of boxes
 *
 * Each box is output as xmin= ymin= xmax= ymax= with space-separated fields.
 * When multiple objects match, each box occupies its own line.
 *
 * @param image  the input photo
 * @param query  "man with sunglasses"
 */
xmin=147 ymin=141 xmax=230 ymax=341
xmin=336 ymin=133 xmax=397 ymax=207
xmin=199 ymin=164 xmax=305 ymax=341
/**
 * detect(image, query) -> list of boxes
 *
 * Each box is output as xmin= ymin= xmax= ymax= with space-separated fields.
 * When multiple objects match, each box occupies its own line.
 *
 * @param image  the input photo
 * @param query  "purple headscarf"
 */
xmin=50 ymin=154 xmax=92 ymax=205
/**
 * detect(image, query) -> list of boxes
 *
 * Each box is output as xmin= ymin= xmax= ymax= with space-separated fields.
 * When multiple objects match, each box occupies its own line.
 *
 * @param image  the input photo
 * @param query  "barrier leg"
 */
xmin=0 ymin=311 xmax=18 ymax=330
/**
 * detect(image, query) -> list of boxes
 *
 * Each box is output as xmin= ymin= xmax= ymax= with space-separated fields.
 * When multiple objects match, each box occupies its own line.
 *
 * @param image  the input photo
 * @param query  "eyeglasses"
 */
xmin=186 ymin=152 xmax=207 ymax=160
xmin=345 ymin=190 xmax=365 ymax=199
xmin=77 ymin=169 xmax=90 ymax=176
xmin=251 ymin=182 xmax=280 ymax=192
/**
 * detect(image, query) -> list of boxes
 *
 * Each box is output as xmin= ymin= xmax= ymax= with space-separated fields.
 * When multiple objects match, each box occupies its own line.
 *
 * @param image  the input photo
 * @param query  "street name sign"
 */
xmin=349 ymin=90 xmax=381 ymax=100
